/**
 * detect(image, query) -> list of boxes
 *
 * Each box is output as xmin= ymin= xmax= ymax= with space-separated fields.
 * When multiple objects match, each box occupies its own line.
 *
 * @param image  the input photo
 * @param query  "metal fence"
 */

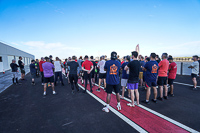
xmin=175 ymin=62 xmax=193 ymax=75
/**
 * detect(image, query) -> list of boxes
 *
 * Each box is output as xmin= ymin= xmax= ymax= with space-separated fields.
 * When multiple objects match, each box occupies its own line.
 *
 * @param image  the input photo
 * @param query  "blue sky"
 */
xmin=0 ymin=0 xmax=200 ymax=59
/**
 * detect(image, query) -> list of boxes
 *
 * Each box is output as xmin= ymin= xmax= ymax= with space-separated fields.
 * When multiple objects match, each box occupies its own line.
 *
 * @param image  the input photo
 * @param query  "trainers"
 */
xmin=102 ymin=107 xmax=109 ymax=113
xmin=43 ymin=92 xmax=46 ymax=96
xmin=142 ymin=100 xmax=150 ymax=105
xmin=169 ymin=94 xmax=174 ymax=97
xmin=164 ymin=96 xmax=168 ymax=100
xmin=96 ymin=88 xmax=101 ymax=92
xmin=193 ymin=88 xmax=197 ymax=90
xmin=53 ymin=91 xmax=57 ymax=95
xmin=117 ymin=104 xmax=121 ymax=110
xmin=90 ymin=89 xmax=93 ymax=93
xmin=151 ymin=99 xmax=157 ymax=103
xmin=157 ymin=97 xmax=163 ymax=101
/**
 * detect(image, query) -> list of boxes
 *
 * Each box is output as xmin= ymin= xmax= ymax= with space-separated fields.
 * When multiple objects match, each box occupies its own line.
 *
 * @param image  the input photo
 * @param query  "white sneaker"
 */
xmin=43 ymin=92 xmax=46 ymax=96
xmin=102 ymin=107 xmax=109 ymax=113
xmin=53 ymin=91 xmax=56 ymax=95
xmin=117 ymin=104 xmax=121 ymax=110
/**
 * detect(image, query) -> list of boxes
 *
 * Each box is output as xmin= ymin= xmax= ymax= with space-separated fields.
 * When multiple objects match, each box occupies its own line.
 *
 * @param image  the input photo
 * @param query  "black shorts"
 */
xmin=99 ymin=73 xmax=106 ymax=79
xmin=191 ymin=73 xmax=197 ymax=78
xmin=20 ymin=68 xmax=25 ymax=74
xmin=146 ymin=81 xmax=157 ymax=87
xmin=91 ymin=72 xmax=95 ymax=78
xmin=168 ymin=78 xmax=174 ymax=85
xmin=106 ymin=84 xmax=120 ymax=94
xmin=44 ymin=76 xmax=54 ymax=83
xmin=157 ymin=77 xmax=167 ymax=86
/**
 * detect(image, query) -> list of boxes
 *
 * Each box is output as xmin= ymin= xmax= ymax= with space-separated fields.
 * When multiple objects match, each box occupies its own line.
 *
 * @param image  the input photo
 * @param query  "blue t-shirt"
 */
xmin=140 ymin=61 xmax=146 ymax=72
xmin=30 ymin=63 xmax=36 ymax=73
xmin=121 ymin=62 xmax=129 ymax=79
xmin=144 ymin=60 xmax=158 ymax=82
xmin=104 ymin=60 xmax=121 ymax=85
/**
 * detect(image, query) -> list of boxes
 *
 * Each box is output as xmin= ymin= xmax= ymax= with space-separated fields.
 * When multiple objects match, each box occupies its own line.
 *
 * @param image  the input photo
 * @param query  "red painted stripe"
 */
xmin=78 ymin=80 xmax=189 ymax=133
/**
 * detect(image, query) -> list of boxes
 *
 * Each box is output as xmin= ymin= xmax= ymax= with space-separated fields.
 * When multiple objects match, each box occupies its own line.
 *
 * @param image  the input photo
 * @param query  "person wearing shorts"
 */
xmin=18 ymin=56 xmax=25 ymax=80
xmin=188 ymin=55 xmax=199 ymax=90
xmin=96 ymin=56 xmax=106 ymax=92
xmin=102 ymin=51 xmax=121 ymax=113
xmin=30 ymin=60 xmax=37 ymax=85
xmin=157 ymin=53 xmax=169 ymax=101
xmin=42 ymin=57 xmax=56 ymax=96
xmin=120 ymin=56 xmax=130 ymax=99
xmin=10 ymin=59 xmax=21 ymax=85
xmin=82 ymin=55 xmax=94 ymax=93
xmin=168 ymin=57 xmax=177 ymax=96
xmin=142 ymin=53 xmax=158 ymax=104
xmin=125 ymin=51 xmax=140 ymax=107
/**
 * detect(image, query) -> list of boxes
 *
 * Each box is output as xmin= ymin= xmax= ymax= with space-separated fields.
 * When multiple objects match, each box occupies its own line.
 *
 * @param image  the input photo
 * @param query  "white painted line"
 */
xmin=78 ymin=84 xmax=148 ymax=133
xmin=95 ymin=83 xmax=199 ymax=133
xmin=174 ymin=81 xmax=200 ymax=88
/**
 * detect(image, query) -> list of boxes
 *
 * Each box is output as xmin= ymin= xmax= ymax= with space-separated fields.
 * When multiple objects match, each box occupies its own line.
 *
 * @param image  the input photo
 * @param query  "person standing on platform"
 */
xmin=102 ymin=52 xmax=121 ymax=113
xmin=188 ymin=55 xmax=199 ymax=90
xmin=10 ymin=59 xmax=21 ymax=85
xmin=39 ymin=57 xmax=46 ymax=85
xmin=125 ymin=51 xmax=140 ymax=107
xmin=67 ymin=56 xmax=80 ymax=94
xmin=82 ymin=55 xmax=94 ymax=93
xmin=42 ymin=57 xmax=56 ymax=96
xmin=18 ymin=56 xmax=25 ymax=80
xmin=54 ymin=57 xmax=64 ymax=86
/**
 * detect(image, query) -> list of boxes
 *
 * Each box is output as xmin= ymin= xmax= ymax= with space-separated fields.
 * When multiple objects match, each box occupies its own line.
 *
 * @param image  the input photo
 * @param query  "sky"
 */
xmin=0 ymin=0 xmax=200 ymax=59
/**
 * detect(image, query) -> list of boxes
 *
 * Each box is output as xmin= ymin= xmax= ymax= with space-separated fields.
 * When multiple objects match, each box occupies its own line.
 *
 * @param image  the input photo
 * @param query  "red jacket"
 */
xmin=39 ymin=61 xmax=46 ymax=72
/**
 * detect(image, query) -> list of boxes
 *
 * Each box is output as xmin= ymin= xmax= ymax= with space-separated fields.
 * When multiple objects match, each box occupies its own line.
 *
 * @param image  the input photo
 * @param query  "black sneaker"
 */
xmin=77 ymin=88 xmax=80 ymax=92
xmin=151 ymin=99 xmax=157 ymax=103
xmin=169 ymin=94 xmax=174 ymax=97
xmin=90 ymin=89 xmax=93 ymax=93
xmin=157 ymin=97 xmax=163 ymax=101
xmin=164 ymin=96 xmax=168 ymax=100
xmin=96 ymin=88 xmax=101 ymax=92
xmin=62 ymin=83 xmax=65 ymax=86
xmin=142 ymin=100 xmax=150 ymax=105
xmin=193 ymin=88 xmax=197 ymax=90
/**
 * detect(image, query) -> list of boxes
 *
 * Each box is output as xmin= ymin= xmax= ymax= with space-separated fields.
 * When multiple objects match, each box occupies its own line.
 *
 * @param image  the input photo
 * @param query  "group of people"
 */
xmin=9 ymin=52 xmax=199 ymax=113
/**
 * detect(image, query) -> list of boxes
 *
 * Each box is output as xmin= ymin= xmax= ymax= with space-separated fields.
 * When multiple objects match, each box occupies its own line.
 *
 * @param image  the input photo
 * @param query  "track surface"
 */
xmin=0 ymin=74 xmax=200 ymax=133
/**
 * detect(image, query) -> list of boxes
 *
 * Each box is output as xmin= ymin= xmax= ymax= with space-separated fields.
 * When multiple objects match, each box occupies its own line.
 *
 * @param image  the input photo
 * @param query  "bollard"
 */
xmin=180 ymin=62 xmax=183 ymax=75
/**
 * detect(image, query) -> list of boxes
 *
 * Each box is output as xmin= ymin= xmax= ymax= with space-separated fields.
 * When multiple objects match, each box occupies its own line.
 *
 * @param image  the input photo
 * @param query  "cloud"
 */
xmin=19 ymin=41 xmax=81 ymax=59
xmin=11 ymin=42 xmax=20 ymax=46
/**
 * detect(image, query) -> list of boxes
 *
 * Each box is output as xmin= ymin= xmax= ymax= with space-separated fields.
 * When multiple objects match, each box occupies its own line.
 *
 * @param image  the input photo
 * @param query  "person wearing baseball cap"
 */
xmin=188 ymin=55 xmax=199 ymax=90
xmin=102 ymin=51 xmax=121 ymax=113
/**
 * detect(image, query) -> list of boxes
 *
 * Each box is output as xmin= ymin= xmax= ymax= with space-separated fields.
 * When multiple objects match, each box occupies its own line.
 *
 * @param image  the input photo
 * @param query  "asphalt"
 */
xmin=0 ymin=73 xmax=137 ymax=133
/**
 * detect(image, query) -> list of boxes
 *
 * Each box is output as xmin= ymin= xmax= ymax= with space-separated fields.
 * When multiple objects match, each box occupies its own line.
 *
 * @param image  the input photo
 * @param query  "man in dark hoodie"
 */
xmin=10 ymin=59 xmax=21 ymax=85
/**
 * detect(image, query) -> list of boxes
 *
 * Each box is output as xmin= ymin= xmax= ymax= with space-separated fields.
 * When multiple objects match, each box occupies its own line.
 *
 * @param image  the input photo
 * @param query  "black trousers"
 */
xmin=41 ymin=72 xmax=44 ymax=83
xmin=84 ymin=71 xmax=92 ymax=90
xmin=55 ymin=72 xmax=63 ymax=83
xmin=69 ymin=74 xmax=79 ymax=90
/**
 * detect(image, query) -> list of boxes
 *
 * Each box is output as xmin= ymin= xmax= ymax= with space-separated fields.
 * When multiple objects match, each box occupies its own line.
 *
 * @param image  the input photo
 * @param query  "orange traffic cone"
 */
xmin=3 ymin=69 xmax=5 ymax=74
